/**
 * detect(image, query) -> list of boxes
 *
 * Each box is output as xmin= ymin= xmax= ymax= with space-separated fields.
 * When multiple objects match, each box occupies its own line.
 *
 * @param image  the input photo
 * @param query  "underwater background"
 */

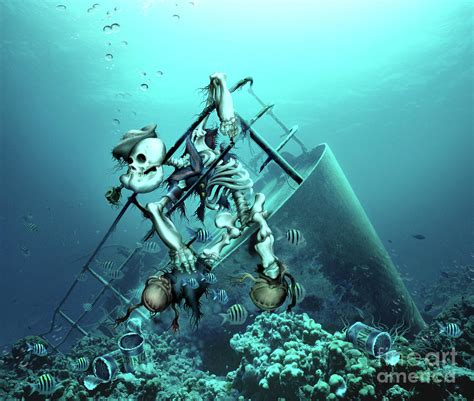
xmin=0 ymin=0 xmax=473 ymax=400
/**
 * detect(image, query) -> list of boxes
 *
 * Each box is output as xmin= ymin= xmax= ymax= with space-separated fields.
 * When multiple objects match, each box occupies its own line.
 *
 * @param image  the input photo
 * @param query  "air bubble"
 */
xmin=56 ymin=4 xmax=67 ymax=10
xmin=103 ymin=25 xmax=112 ymax=33
xmin=140 ymin=84 xmax=149 ymax=91
xmin=121 ymin=41 xmax=128 ymax=47
xmin=105 ymin=53 xmax=113 ymax=60
xmin=112 ymin=118 xmax=120 ymax=125
xmin=156 ymin=70 xmax=164 ymax=76
xmin=111 ymin=23 xmax=120 ymax=32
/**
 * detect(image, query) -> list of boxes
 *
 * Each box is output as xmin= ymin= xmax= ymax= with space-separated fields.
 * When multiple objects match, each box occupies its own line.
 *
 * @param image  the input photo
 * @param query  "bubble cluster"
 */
xmin=103 ymin=23 xmax=120 ymax=33
xmin=87 ymin=3 xmax=100 ymax=13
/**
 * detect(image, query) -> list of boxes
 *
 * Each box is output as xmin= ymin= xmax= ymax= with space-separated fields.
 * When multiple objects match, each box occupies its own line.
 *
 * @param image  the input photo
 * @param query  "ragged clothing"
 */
xmin=164 ymin=128 xmax=233 ymax=221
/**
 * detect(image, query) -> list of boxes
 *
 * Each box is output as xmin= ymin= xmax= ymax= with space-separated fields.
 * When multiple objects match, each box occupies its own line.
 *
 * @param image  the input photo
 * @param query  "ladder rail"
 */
xmin=38 ymin=76 xmax=304 ymax=353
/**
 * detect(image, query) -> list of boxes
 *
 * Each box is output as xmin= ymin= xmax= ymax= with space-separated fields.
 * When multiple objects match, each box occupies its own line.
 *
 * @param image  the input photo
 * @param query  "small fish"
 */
xmin=27 ymin=343 xmax=48 ymax=357
xmin=220 ymin=304 xmax=248 ymax=325
xmin=104 ymin=269 xmax=124 ymax=280
xmin=188 ymin=227 xmax=212 ymax=243
xmin=23 ymin=222 xmax=39 ymax=232
xmin=383 ymin=350 xmax=401 ymax=366
xmin=440 ymin=271 xmax=450 ymax=278
xmin=30 ymin=374 xmax=60 ymax=396
xmin=19 ymin=244 xmax=31 ymax=258
xmin=212 ymin=289 xmax=229 ymax=304
xmin=137 ymin=241 xmax=160 ymax=254
xmin=102 ymin=260 xmax=116 ymax=271
xmin=77 ymin=271 xmax=88 ymax=282
xmin=288 ymin=283 xmax=306 ymax=304
xmin=185 ymin=278 xmax=199 ymax=289
xmin=424 ymin=303 xmax=433 ymax=312
xmin=203 ymin=272 xmax=217 ymax=284
xmin=412 ymin=234 xmax=426 ymax=240
xmin=286 ymin=229 xmax=303 ymax=245
xmin=439 ymin=322 xmax=462 ymax=338
xmin=83 ymin=303 xmax=93 ymax=312
xmin=388 ymin=239 xmax=393 ymax=243
xmin=70 ymin=357 xmax=90 ymax=371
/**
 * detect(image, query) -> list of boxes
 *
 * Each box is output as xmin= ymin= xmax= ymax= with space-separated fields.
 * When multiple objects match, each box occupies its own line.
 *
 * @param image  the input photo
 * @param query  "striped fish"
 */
xmin=184 ymin=278 xmax=200 ymax=289
xmin=212 ymin=289 xmax=229 ymax=304
xmin=286 ymin=229 xmax=303 ymax=245
xmin=27 ymin=343 xmax=48 ymax=356
xmin=188 ymin=227 xmax=212 ymax=243
xmin=30 ymin=374 xmax=59 ymax=396
xmin=288 ymin=283 xmax=306 ymax=304
xmin=104 ymin=269 xmax=124 ymax=280
xmin=70 ymin=356 xmax=90 ymax=372
xmin=203 ymin=272 xmax=217 ymax=284
xmin=102 ymin=260 xmax=116 ymax=271
xmin=23 ymin=222 xmax=39 ymax=232
xmin=219 ymin=304 xmax=248 ymax=325
xmin=138 ymin=241 xmax=160 ymax=254
xmin=439 ymin=323 xmax=462 ymax=338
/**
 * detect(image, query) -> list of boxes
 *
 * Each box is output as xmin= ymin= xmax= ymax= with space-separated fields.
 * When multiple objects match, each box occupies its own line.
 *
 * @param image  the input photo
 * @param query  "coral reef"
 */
xmin=228 ymin=312 xmax=473 ymax=401
xmin=412 ymin=295 xmax=474 ymax=369
xmin=0 ymin=330 xmax=237 ymax=401
xmin=416 ymin=265 xmax=474 ymax=319
xmin=0 ymin=300 xmax=472 ymax=400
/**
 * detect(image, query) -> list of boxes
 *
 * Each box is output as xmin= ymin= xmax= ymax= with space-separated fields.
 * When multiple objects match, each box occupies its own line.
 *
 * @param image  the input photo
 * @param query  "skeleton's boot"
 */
xmin=202 ymin=191 xmax=290 ymax=311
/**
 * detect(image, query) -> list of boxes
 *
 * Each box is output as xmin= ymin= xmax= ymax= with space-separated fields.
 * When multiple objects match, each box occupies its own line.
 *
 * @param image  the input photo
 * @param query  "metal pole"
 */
xmin=248 ymin=86 xmax=307 ymax=152
xmin=237 ymin=114 xmax=303 ymax=185
xmin=39 ymin=194 xmax=136 ymax=338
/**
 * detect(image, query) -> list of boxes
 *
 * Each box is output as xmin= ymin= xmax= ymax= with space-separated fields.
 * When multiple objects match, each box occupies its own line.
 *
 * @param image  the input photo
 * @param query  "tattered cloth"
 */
xmin=165 ymin=129 xmax=232 ymax=221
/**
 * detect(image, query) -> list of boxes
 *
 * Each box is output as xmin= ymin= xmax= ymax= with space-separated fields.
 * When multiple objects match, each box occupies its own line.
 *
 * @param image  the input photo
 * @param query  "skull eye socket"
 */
xmin=136 ymin=153 xmax=146 ymax=163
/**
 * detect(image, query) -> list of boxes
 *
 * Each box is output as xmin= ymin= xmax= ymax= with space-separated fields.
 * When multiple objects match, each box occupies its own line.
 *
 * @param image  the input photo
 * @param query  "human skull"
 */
xmin=120 ymin=138 xmax=166 ymax=193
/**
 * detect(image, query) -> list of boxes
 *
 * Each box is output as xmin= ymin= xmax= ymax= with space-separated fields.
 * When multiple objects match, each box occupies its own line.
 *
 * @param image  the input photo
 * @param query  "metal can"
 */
xmin=346 ymin=321 xmax=392 ymax=357
xmin=118 ymin=332 xmax=146 ymax=373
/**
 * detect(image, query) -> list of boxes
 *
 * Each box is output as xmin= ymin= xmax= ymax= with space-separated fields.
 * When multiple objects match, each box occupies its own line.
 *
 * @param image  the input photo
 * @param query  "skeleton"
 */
xmin=111 ymin=73 xmax=286 ymax=316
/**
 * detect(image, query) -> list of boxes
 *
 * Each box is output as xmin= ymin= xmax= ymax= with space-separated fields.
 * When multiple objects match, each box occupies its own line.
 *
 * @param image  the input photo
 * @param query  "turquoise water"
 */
xmin=1 ymin=0 xmax=472 ymax=349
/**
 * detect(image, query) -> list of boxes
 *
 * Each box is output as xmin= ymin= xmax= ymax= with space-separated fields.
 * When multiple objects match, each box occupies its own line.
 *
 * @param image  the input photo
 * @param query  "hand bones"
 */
xmin=209 ymin=72 xmax=239 ymax=139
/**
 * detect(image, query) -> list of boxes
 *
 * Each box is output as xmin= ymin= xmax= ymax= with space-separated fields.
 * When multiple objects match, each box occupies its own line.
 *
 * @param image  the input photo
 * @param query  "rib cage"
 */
xmin=205 ymin=158 xmax=253 ymax=210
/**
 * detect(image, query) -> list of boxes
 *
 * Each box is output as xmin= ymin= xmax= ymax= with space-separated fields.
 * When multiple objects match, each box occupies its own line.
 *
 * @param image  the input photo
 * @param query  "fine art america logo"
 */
xmin=377 ymin=349 xmax=457 ymax=384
